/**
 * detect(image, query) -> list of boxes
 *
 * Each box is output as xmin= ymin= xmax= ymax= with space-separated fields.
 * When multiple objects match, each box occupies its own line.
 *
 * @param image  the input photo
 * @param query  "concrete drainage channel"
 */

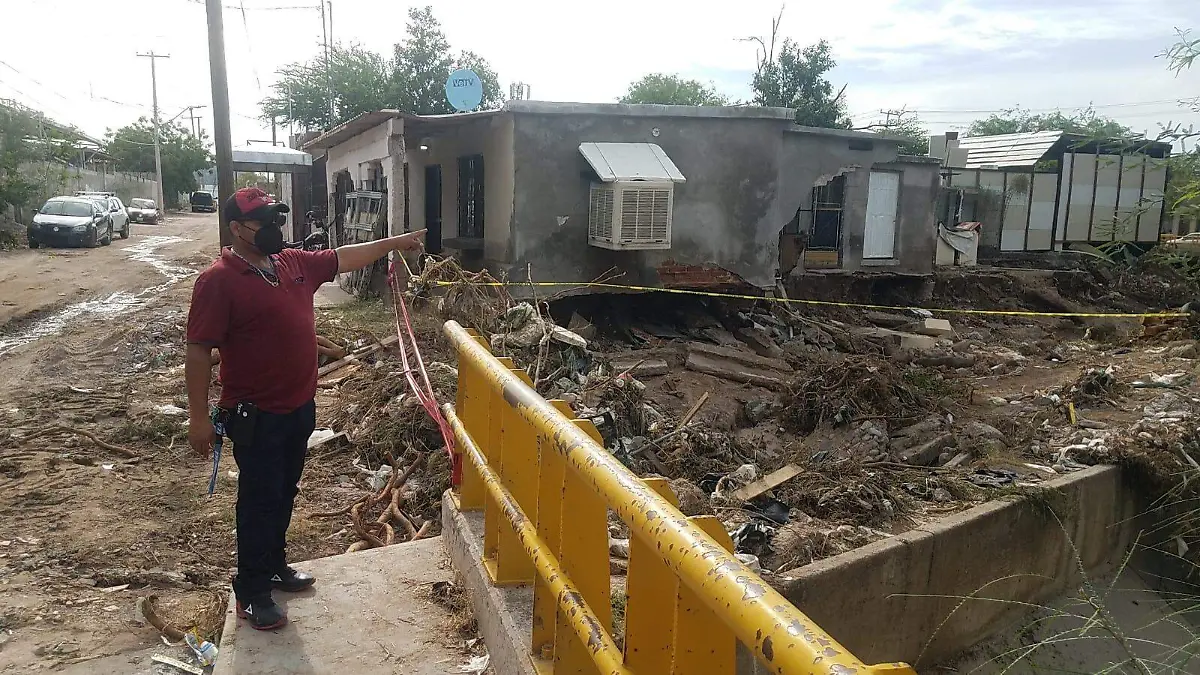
xmin=445 ymin=465 xmax=1199 ymax=673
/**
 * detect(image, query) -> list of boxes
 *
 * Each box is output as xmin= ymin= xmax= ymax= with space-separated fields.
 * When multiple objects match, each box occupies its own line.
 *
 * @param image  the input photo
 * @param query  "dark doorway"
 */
xmin=425 ymin=164 xmax=443 ymax=254
xmin=457 ymin=154 xmax=485 ymax=239
xmin=809 ymin=175 xmax=846 ymax=250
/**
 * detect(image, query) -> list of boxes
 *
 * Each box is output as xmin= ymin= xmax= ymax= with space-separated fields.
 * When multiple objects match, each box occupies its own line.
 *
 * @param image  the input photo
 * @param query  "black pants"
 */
xmin=231 ymin=399 xmax=315 ymax=601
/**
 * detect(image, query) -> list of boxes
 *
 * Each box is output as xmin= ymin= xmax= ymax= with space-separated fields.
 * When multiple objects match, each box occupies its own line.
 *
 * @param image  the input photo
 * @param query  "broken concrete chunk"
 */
xmin=611 ymin=358 xmax=669 ymax=378
xmin=549 ymin=325 xmax=588 ymax=349
xmin=685 ymin=342 xmax=791 ymax=390
xmin=960 ymin=420 xmax=1004 ymax=440
xmin=853 ymin=326 xmax=938 ymax=352
xmin=1168 ymin=342 xmax=1199 ymax=359
xmin=899 ymin=433 xmax=956 ymax=466
xmin=744 ymin=399 xmax=776 ymax=425
xmin=567 ymin=312 xmax=596 ymax=341
xmin=863 ymin=311 xmax=911 ymax=328
xmin=903 ymin=318 xmax=954 ymax=337
xmin=735 ymin=325 xmax=785 ymax=360
xmin=944 ymin=451 xmax=972 ymax=468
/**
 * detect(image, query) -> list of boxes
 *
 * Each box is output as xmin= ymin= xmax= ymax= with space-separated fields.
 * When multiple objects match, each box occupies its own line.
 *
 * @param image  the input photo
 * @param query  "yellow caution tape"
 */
xmin=429 ymin=280 xmax=1190 ymax=319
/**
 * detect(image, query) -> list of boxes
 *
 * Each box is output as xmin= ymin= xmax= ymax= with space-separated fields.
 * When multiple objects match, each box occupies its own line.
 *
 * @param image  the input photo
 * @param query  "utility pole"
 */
xmin=137 ymin=51 xmax=170 ymax=210
xmin=205 ymin=0 xmax=235 ymax=247
xmin=319 ymin=1 xmax=333 ymax=124
xmin=187 ymin=105 xmax=207 ymax=138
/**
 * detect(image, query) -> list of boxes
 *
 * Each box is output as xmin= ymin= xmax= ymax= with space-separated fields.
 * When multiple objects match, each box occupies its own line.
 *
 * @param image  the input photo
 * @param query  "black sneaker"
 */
xmin=271 ymin=566 xmax=316 ymax=593
xmin=236 ymin=595 xmax=287 ymax=630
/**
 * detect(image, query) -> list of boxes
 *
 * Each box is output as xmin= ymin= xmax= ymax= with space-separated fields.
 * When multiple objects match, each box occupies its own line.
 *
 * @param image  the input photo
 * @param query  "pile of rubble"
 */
xmin=312 ymin=256 xmax=1200 ymax=581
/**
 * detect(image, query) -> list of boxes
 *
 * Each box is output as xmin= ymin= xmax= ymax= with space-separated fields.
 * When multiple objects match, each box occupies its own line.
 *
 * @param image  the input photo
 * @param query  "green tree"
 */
xmin=1164 ymin=29 xmax=1200 ymax=221
xmin=105 ymin=118 xmax=211 ymax=207
xmin=0 ymin=100 xmax=77 ymax=214
xmin=261 ymin=7 xmax=502 ymax=130
xmin=261 ymin=44 xmax=392 ymax=132
xmin=391 ymin=7 xmax=502 ymax=115
xmin=966 ymin=106 xmax=1135 ymax=138
xmin=0 ymin=102 xmax=41 ymax=211
xmin=745 ymin=10 xmax=849 ymax=128
xmin=867 ymin=111 xmax=929 ymax=155
xmin=619 ymin=74 xmax=729 ymax=106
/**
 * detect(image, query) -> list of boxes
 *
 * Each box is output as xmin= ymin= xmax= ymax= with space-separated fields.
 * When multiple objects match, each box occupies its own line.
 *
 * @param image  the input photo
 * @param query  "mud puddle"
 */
xmin=0 ymin=236 xmax=194 ymax=356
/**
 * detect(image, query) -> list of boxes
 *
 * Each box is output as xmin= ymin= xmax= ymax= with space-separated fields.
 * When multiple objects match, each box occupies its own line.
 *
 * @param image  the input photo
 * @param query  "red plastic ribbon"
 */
xmin=387 ymin=259 xmax=461 ymax=486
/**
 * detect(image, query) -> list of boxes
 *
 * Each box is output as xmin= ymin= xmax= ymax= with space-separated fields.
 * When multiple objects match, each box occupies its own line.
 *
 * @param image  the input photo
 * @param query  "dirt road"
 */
xmin=0 ymin=212 xmax=226 ymax=674
xmin=0 ymin=211 xmax=218 ymax=342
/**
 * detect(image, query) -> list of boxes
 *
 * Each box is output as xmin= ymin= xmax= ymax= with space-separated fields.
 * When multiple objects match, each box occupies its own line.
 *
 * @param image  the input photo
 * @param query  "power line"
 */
xmin=182 ymin=0 xmax=320 ymax=10
xmin=898 ymin=99 xmax=1191 ymax=115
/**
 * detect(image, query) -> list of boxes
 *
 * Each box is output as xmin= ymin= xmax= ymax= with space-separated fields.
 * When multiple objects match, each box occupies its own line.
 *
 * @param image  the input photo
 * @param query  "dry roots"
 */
xmin=331 ymin=454 xmax=434 ymax=553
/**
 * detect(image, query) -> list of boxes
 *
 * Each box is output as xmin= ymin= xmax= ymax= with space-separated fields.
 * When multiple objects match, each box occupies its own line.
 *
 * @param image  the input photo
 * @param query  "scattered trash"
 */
xmin=184 ymin=631 xmax=219 ymax=667
xmin=714 ymin=464 xmax=758 ymax=498
xmin=966 ymin=468 xmax=1019 ymax=488
xmin=735 ymin=553 xmax=762 ymax=572
xmin=155 ymin=404 xmax=187 ymax=416
xmin=151 ymin=655 xmax=204 ymax=675
xmin=457 ymin=653 xmax=491 ymax=674
xmin=732 ymin=521 xmax=776 ymax=558
xmin=1131 ymin=372 xmax=1194 ymax=389
xmin=728 ymin=464 xmax=803 ymax=502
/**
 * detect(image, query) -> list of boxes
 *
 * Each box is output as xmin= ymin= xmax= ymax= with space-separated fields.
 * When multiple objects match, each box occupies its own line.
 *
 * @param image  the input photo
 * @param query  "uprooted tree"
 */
xmin=260 ymin=6 xmax=503 ymax=131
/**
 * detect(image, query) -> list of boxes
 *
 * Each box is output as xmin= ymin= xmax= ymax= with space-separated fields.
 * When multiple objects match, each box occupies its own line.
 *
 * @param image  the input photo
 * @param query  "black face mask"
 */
xmin=240 ymin=224 xmax=285 ymax=255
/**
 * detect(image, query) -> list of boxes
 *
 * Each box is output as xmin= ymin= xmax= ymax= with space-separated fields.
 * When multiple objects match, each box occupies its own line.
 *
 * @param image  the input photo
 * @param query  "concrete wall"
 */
xmin=405 ymin=115 xmax=515 ymax=263
xmin=323 ymin=119 xmax=404 ymax=236
xmin=508 ymin=108 xmax=798 ymax=288
xmin=758 ymin=466 xmax=1135 ymax=671
xmin=13 ymin=162 xmax=157 ymax=223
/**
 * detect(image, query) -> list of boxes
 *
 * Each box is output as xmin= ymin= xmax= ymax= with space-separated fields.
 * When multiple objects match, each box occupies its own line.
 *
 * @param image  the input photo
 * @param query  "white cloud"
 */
xmin=0 ymin=0 xmax=1196 ymax=145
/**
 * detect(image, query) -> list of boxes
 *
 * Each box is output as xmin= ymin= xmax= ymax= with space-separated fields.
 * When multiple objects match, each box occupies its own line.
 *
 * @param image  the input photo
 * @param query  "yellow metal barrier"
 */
xmin=444 ymin=320 xmax=917 ymax=675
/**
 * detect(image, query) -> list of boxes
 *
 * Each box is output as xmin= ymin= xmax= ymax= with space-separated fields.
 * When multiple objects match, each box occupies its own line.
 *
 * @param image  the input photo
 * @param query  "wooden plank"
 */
xmin=686 ymin=341 xmax=791 ymax=372
xmin=728 ymin=464 xmax=804 ymax=502
xmin=316 ymin=335 xmax=400 ymax=377
xmin=306 ymin=431 xmax=348 ymax=450
xmin=684 ymin=352 xmax=786 ymax=390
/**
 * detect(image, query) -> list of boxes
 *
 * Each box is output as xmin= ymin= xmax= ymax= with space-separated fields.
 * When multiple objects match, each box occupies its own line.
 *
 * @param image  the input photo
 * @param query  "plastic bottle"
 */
xmin=185 ymin=632 xmax=219 ymax=667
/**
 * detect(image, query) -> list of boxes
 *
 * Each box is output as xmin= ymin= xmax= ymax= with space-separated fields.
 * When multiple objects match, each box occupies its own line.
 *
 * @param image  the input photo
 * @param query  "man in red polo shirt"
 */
xmin=185 ymin=187 xmax=423 ymax=630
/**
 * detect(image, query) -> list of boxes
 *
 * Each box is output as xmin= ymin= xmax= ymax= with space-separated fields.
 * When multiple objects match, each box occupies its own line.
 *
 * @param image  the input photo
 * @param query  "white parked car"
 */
xmin=76 ymin=192 xmax=130 ymax=240
xmin=28 ymin=196 xmax=113 ymax=248
xmin=127 ymin=198 xmax=160 ymax=224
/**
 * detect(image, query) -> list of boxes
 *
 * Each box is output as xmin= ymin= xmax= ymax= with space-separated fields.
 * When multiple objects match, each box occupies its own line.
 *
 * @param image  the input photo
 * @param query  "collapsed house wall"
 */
xmin=779 ymin=132 xmax=938 ymax=276
xmin=508 ymin=104 xmax=798 ymax=288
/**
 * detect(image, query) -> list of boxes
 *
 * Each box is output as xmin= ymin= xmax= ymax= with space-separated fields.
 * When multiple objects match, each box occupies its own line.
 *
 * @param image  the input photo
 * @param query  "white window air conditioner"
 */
xmin=579 ymin=142 xmax=685 ymax=251
xmin=588 ymin=181 xmax=674 ymax=250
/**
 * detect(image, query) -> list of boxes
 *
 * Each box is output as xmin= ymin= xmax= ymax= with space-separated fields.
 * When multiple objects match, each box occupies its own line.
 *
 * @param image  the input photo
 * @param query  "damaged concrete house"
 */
xmin=930 ymin=130 xmax=1172 ymax=260
xmin=300 ymin=101 xmax=942 ymax=290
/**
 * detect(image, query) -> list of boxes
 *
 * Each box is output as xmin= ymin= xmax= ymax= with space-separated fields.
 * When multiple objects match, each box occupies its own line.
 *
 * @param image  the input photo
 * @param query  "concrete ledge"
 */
xmin=773 ymin=465 xmax=1135 ymax=670
xmin=214 ymin=537 xmax=460 ymax=675
xmin=442 ymin=491 xmax=538 ymax=675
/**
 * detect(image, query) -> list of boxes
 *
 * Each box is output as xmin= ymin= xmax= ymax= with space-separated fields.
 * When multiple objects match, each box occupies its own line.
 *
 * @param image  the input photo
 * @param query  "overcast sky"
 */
xmin=1 ymin=0 xmax=1198 ymax=148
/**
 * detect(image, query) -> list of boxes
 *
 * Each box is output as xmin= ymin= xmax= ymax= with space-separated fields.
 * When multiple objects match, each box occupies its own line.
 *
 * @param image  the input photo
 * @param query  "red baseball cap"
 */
xmin=223 ymin=187 xmax=290 ymax=226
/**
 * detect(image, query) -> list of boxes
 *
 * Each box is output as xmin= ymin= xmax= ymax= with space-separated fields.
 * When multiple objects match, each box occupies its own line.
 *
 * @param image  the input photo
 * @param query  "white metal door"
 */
xmin=864 ymin=171 xmax=900 ymax=259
